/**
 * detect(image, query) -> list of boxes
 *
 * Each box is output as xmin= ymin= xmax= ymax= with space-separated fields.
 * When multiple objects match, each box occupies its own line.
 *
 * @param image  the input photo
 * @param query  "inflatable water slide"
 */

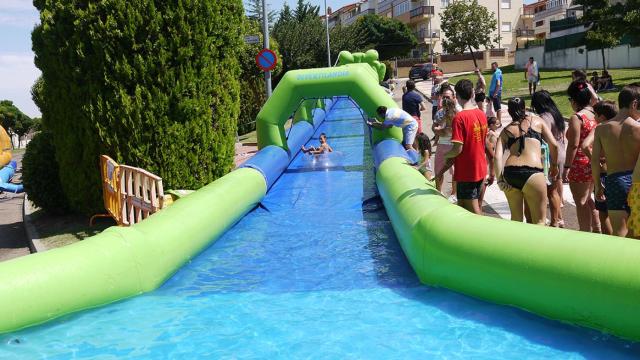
xmin=0 ymin=50 xmax=639 ymax=342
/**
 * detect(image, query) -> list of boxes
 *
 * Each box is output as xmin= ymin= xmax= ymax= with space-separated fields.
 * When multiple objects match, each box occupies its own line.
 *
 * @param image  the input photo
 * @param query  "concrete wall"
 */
xmin=438 ymin=50 xmax=513 ymax=73
xmin=514 ymin=46 xmax=545 ymax=69
xmin=543 ymin=46 xmax=587 ymax=69
xmin=586 ymin=45 xmax=640 ymax=69
xmin=515 ymin=44 xmax=640 ymax=69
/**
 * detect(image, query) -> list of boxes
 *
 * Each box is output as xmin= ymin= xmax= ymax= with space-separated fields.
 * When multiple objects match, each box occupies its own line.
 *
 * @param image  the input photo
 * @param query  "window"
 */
xmin=441 ymin=0 xmax=450 ymax=7
xmin=501 ymin=22 xmax=511 ymax=32
xmin=501 ymin=0 xmax=511 ymax=9
xmin=393 ymin=1 xmax=410 ymax=15
xmin=535 ymin=20 xmax=544 ymax=27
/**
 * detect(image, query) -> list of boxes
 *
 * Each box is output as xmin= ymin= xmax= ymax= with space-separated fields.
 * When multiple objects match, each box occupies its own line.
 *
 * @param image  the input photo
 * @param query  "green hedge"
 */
xmin=31 ymin=0 xmax=243 ymax=214
xmin=22 ymin=132 xmax=70 ymax=214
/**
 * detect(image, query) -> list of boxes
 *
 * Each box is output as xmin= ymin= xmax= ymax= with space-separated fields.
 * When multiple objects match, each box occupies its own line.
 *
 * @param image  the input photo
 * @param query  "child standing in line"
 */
xmin=433 ymin=97 xmax=459 ymax=202
xmin=478 ymin=116 xmax=499 ymax=205
xmin=415 ymin=133 xmax=434 ymax=179
xmin=582 ymin=100 xmax=617 ymax=234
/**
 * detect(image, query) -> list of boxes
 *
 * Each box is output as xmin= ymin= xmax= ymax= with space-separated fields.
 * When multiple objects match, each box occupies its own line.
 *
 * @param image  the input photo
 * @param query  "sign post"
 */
xmin=261 ymin=0 xmax=272 ymax=98
xmin=244 ymin=35 xmax=260 ymax=45
xmin=256 ymin=49 xmax=278 ymax=73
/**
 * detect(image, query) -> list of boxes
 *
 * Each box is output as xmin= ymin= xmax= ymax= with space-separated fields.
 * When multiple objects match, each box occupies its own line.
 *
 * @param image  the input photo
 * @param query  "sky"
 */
xmin=0 ymin=0 xmax=534 ymax=118
xmin=0 ymin=0 xmax=41 ymax=117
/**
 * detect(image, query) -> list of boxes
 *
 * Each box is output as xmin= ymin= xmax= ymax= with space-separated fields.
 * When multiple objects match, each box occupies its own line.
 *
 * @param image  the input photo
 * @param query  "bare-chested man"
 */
xmin=622 ymin=84 xmax=640 ymax=238
xmin=593 ymin=84 xmax=640 ymax=237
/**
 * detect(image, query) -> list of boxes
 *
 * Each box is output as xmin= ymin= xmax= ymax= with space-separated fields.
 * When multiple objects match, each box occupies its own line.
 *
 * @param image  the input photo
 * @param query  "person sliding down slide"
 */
xmin=302 ymin=133 xmax=333 ymax=155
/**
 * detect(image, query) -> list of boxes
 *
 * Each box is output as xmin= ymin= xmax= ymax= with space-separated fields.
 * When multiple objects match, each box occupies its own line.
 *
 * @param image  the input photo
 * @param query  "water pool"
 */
xmin=2 ymin=100 xmax=638 ymax=359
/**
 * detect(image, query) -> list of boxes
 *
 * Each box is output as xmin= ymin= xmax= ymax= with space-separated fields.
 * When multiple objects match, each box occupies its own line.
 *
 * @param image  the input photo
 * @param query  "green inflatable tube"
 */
xmin=256 ymin=62 xmax=401 ymax=150
xmin=0 ymin=168 xmax=266 ymax=333
xmin=376 ymin=157 xmax=640 ymax=341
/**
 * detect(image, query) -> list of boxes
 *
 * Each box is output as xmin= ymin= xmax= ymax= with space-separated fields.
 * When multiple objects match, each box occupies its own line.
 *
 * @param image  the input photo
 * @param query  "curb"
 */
xmin=22 ymin=194 xmax=45 ymax=253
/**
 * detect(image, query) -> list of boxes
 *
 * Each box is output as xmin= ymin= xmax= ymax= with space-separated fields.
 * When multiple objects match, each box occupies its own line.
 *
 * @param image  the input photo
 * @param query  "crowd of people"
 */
xmin=371 ymin=63 xmax=640 ymax=239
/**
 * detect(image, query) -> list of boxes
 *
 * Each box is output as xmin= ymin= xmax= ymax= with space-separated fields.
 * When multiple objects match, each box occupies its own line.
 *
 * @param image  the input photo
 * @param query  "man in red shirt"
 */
xmin=435 ymin=79 xmax=488 ymax=214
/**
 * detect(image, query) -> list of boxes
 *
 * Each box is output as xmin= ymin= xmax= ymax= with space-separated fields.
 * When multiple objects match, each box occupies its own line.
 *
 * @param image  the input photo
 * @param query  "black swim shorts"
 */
xmin=456 ymin=180 xmax=484 ymax=200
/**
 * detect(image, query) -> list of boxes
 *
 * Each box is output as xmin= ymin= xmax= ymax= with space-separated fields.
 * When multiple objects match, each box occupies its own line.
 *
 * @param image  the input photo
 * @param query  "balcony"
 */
xmin=515 ymin=29 xmax=536 ymax=39
xmin=521 ymin=7 xmax=535 ymax=19
xmin=534 ymin=0 xmax=569 ymax=19
xmin=414 ymin=29 xmax=441 ymax=41
xmin=409 ymin=6 xmax=434 ymax=23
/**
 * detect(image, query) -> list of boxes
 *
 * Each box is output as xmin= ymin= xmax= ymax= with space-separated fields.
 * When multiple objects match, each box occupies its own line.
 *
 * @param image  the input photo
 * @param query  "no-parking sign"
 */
xmin=256 ymin=48 xmax=278 ymax=72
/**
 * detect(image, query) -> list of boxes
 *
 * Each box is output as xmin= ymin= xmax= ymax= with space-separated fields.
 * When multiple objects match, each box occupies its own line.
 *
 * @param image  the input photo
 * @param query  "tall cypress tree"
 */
xmin=31 ymin=0 xmax=243 ymax=214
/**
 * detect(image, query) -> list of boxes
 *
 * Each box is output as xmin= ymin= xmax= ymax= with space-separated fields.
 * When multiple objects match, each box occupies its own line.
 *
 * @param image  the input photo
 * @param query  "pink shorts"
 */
xmin=412 ymin=115 xmax=423 ymax=134
xmin=434 ymin=143 xmax=454 ymax=175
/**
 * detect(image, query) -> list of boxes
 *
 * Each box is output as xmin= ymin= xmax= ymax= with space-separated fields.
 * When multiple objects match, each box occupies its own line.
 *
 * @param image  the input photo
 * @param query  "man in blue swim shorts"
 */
xmin=592 ymin=84 xmax=640 ymax=237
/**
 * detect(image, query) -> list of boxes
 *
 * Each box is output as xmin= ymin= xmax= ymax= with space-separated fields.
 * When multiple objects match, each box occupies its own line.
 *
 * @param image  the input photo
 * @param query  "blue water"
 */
xmin=2 ymin=99 xmax=639 ymax=359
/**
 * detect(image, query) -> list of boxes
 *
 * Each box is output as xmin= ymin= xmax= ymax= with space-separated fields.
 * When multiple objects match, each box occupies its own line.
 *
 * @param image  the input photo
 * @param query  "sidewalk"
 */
xmin=0 ymin=152 xmax=31 ymax=262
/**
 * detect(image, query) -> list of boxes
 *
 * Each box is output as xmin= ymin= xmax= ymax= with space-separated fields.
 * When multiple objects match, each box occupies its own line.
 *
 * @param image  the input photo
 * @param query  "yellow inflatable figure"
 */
xmin=0 ymin=125 xmax=11 ymax=168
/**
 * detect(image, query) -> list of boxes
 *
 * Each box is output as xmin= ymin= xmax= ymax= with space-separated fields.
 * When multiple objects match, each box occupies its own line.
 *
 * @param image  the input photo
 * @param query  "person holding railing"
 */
xmin=367 ymin=107 xmax=419 ymax=151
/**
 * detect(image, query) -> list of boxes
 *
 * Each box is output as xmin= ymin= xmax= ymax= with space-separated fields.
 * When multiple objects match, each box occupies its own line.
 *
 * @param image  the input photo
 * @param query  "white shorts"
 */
xmin=402 ymin=123 xmax=418 ymax=146
xmin=528 ymin=75 xmax=538 ymax=84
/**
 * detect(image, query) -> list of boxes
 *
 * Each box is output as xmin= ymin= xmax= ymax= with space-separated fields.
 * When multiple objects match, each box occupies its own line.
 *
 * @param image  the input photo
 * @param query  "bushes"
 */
xmin=22 ymin=132 xmax=69 ymax=214
xmin=31 ymin=0 xmax=243 ymax=214
xmin=383 ymin=61 xmax=393 ymax=81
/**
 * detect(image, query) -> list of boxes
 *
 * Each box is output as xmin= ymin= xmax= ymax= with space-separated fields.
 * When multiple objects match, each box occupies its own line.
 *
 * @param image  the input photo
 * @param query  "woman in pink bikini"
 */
xmin=562 ymin=80 xmax=601 ymax=232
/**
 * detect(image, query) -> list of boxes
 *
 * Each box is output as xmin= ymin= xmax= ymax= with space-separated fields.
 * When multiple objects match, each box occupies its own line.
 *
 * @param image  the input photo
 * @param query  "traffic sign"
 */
xmin=256 ymin=48 xmax=277 ymax=72
xmin=244 ymin=35 xmax=260 ymax=44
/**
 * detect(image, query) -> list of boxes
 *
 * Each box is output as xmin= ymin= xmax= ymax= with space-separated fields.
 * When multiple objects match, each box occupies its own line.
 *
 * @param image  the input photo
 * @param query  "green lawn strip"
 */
xmin=30 ymin=209 xmax=114 ymax=250
xmin=448 ymin=66 xmax=640 ymax=117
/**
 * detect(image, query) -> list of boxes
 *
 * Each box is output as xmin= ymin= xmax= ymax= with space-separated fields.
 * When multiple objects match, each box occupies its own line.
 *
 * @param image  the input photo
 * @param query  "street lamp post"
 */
xmin=325 ymin=0 xmax=331 ymax=67
xmin=262 ymin=0 xmax=272 ymax=98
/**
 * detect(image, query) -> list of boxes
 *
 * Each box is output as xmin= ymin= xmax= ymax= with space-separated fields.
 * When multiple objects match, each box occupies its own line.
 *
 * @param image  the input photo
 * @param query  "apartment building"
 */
xmin=327 ymin=0 xmax=379 ymax=28
xmin=375 ymin=0 xmax=526 ymax=58
xmin=530 ymin=0 xmax=574 ymax=39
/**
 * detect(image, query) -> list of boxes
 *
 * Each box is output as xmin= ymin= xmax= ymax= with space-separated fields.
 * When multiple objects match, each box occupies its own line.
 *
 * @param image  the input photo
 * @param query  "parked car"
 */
xmin=409 ymin=63 xmax=439 ymax=81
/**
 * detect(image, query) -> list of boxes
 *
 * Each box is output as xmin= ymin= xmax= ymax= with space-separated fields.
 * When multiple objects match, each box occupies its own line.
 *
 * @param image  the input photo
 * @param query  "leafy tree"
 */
xmin=0 ymin=101 xmax=17 ymax=146
xmin=31 ymin=117 xmax=42 ymax=133
xmin=325 ymin=24 xmax=368 ymax=63
xmin=32 ymin=0 xmax=243 ymax=214
xmin=13 ymin=117 xmax=34 ymax=148
xmin=574 ymin=0 xmax=624 ymax=70
xmin=440 ymin=0 xmax=499 ymax=68
xmin=353 ymin=14 xmax=417 ymax=60
xmin=293 ymin=0 xmax=320 ymax=22
xmin=273 ymin=2 xmax=324 ymax=78
xmin=0 ymin=100 xmax=32 ymax=149
xmin=623 ymin=0 xmax=640 ymax=45
xmin=244 ymin=0 xmax=277 ymax=28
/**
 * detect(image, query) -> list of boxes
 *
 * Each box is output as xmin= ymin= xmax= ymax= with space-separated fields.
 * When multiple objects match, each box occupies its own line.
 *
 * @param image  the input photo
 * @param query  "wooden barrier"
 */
xmin=91 ymin=155 xmax=165 ymax=226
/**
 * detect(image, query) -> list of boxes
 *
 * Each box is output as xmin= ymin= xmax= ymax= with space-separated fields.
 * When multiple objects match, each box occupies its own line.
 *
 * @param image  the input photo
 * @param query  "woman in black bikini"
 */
xmin=494 ymin=97 xmax=559 ymax=225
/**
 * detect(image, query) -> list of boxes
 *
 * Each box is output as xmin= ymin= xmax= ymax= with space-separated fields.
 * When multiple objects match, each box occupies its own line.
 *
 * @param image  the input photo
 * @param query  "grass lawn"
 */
xmin=448 ymin=66 xmax=640 ymax=117
xmin=29 ymin=209 xmax=114 ymax=250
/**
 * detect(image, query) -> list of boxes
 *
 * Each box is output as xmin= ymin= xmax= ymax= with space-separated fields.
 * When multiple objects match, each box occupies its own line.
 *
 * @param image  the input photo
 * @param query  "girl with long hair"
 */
xmin=562 ymin=80 xmax=601 ymax=232
xmin=531 ymin=90 xmax=566 ymax=227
